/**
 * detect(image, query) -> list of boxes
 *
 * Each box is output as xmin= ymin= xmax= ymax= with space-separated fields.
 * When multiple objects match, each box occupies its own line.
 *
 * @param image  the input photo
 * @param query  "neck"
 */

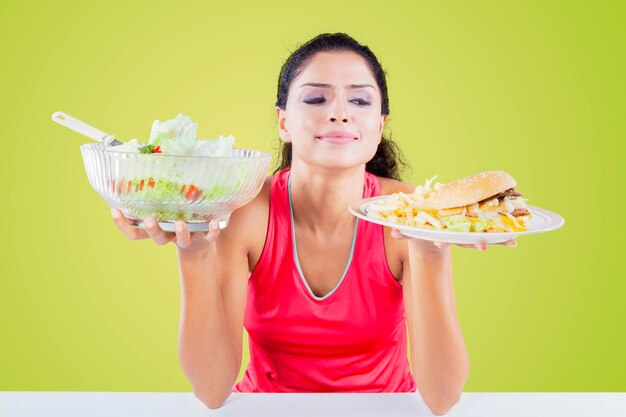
xmin=288 ymin=161 xmax=365 ymax=235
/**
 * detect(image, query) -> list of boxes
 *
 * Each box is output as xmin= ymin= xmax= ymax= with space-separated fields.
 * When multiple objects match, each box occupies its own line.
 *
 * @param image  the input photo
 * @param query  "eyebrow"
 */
xmin=298 ymin=82 xmax=375 ymax=90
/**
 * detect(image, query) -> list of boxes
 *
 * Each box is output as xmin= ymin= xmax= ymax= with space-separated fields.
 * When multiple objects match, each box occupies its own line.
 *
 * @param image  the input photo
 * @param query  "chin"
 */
xmin=293 ymin=142 xmax=378 ymax=170
xmin=305 ymin=155 xmax=375 ymax=171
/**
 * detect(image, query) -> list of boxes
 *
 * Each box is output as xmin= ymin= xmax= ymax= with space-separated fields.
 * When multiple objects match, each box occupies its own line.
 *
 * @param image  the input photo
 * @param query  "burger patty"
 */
xmin=489 ymin=187 xmax=523 ymax=200
xmin=511 ymin=208 xmax=530 ymax=216
xmin=475 ymin=188 xmax=523 ymax=205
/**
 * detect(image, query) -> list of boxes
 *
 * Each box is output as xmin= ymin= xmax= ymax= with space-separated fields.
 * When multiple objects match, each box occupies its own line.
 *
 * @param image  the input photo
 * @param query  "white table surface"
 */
xmin=1 ymin=392 xmax=625 ymax=417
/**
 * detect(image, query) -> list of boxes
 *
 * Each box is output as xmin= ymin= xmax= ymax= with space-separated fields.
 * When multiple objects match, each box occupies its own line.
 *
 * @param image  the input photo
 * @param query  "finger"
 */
xmin=492 ymin=239 xmax=517 ymax=247
xmin=504 ymin=239 xmax=517 ymax=247
xmin=454 ymin=243 xmax=483 ymax=250
xmin=143 ymin=216 xmax=174 ymax=245
xmin=391 ymin=228 xmax=407 ymax=240
xmin=434 ymin=241 xmax=448 ymax=249
xmin=111 ymin=208 xmax=148 ymax=240
xmin=203 ymin=220 xmax=222 ymax=242
xmin=174 ymin=221 xmax=192 ymax=248
xmin=472 ymin=242 xmax=488 ymax=251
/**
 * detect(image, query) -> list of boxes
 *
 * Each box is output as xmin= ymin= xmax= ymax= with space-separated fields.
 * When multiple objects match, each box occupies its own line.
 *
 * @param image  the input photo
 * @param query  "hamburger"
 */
xmin=367 ymin=170 xmax=532 ymax=232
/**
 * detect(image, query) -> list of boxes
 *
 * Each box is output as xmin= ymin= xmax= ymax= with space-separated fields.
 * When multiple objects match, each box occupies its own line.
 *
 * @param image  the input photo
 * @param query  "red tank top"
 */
xmin=232 ymin=168 xmax=416 ymax=393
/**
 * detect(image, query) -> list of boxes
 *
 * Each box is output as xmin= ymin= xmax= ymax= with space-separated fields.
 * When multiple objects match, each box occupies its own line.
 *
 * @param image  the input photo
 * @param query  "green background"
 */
xmin=1 ymin=0 xmax=624 ymax=391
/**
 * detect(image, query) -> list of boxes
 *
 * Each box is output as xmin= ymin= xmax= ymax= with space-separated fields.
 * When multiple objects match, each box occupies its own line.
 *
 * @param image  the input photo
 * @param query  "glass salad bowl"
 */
xmin=80 ymin=142 xmax=272 ymax=231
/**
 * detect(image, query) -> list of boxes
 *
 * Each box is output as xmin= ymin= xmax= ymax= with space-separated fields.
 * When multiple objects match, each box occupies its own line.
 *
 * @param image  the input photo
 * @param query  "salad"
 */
xmin=105 ymin=114 xmax=244 ymax=221
xmin=110 ymin=113 xmax=235 ymax=157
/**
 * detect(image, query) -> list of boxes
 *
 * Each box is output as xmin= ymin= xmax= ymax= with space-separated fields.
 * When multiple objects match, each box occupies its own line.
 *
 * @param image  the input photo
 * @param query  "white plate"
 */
xmin=349 ymin=196 xmax=565 ymax=244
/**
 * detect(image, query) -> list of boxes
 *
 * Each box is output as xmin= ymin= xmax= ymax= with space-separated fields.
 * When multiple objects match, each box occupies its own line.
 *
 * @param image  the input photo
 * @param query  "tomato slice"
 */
xmin=185 ymin=184 xmax=202 ymax=200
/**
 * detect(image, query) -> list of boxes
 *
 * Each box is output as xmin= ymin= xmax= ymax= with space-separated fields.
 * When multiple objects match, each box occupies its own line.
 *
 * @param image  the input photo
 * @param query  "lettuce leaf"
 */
xmin=441 ymin=215 xmax=488 ymax=232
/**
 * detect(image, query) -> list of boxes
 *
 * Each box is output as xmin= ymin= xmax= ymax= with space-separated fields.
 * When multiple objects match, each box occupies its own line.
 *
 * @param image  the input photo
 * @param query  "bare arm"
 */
xmin=177 ymin=201 xmax=255 ymax=408
xmin=177 ymin=235 xmax=247 ymax=409
xmin=111 ymin=205 xmax=251 ymax=409
xmin=378 ymin=179 xmax=470 ymax=415
xmin=402 ymin=240 xmax=469 ymax=415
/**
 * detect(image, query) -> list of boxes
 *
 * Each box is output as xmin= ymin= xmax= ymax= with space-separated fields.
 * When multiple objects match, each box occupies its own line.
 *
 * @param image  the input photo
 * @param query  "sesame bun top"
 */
xmin=418 ymin=170 xmax=517 ymax=210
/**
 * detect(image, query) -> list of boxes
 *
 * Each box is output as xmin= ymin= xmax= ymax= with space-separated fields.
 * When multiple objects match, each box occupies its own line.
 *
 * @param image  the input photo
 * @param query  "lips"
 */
xmin=316 ymin=130 xmax=358 ymax=144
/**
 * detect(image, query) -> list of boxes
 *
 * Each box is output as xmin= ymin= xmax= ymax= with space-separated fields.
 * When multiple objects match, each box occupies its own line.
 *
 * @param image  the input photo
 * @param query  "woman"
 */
xmin=111 ymin=33 xmax=517 ymax=415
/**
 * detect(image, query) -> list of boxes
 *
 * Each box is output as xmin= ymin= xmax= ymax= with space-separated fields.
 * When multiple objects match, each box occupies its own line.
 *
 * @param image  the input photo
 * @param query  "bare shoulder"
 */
xmin=377 ymin=176 xmax=417 ymax=195
xmin=217 ymin=175 xmax=272 ymax=259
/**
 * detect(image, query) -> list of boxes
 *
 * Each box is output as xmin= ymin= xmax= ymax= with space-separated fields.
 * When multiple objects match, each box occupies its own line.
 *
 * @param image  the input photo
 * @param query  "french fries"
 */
xmin=367 ymin=176 xmax=445 ymax=229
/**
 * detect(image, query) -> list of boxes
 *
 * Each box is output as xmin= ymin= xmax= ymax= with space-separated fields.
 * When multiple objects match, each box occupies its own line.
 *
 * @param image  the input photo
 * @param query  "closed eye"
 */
xmin=303 ymin=97 xmax=371 ymax=106
xmin=303 ymin=97 xmax=326 ymax=105
xmin=351 ymin=98 xmax=371 ymax=106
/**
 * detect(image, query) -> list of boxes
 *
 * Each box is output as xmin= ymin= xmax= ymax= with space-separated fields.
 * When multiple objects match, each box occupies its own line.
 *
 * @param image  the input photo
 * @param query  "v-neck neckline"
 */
xmin=287 ymin=172 xmax=360 ymax=302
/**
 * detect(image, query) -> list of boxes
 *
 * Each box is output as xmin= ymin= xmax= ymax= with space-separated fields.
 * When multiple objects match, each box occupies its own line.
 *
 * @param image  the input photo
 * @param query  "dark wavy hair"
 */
xmin=273 ymin=32 xmax=410 ymax=180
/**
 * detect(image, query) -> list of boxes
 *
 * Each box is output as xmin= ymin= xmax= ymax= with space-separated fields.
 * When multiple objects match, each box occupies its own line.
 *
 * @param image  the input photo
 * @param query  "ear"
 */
xmin=378 ymin=114 xmax=388 ymax=142
xmin=276 ymin=106 xmax=291 ymax=143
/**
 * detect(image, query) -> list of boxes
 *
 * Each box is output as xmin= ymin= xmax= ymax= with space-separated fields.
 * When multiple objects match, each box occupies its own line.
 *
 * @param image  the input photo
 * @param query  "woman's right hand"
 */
xmin=111 ymin=208 xmax=221 ymax=253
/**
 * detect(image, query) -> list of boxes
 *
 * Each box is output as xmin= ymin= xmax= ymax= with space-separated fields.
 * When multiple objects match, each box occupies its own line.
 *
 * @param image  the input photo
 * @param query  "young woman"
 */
xmin=111 ymin=33 xmax=517 ymax=415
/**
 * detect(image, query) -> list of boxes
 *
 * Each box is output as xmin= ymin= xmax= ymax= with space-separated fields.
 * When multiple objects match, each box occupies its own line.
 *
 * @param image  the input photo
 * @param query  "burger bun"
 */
xmin=417 ymin=170 xmax=517 ymax=210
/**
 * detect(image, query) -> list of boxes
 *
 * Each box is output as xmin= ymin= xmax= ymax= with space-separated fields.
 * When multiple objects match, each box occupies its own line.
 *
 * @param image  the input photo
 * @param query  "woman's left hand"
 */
xmin=390 ymin=228 xmax=517 ymax=250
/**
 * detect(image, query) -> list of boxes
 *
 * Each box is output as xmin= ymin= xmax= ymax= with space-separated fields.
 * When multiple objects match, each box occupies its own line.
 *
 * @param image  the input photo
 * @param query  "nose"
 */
xmin=328 ymin=98 xmax=349 ymax=123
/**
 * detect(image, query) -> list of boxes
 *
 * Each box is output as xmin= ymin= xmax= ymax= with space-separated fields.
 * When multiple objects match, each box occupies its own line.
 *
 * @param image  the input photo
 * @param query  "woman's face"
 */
xmin=277 ymin=51 xmax=388 ymax=171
